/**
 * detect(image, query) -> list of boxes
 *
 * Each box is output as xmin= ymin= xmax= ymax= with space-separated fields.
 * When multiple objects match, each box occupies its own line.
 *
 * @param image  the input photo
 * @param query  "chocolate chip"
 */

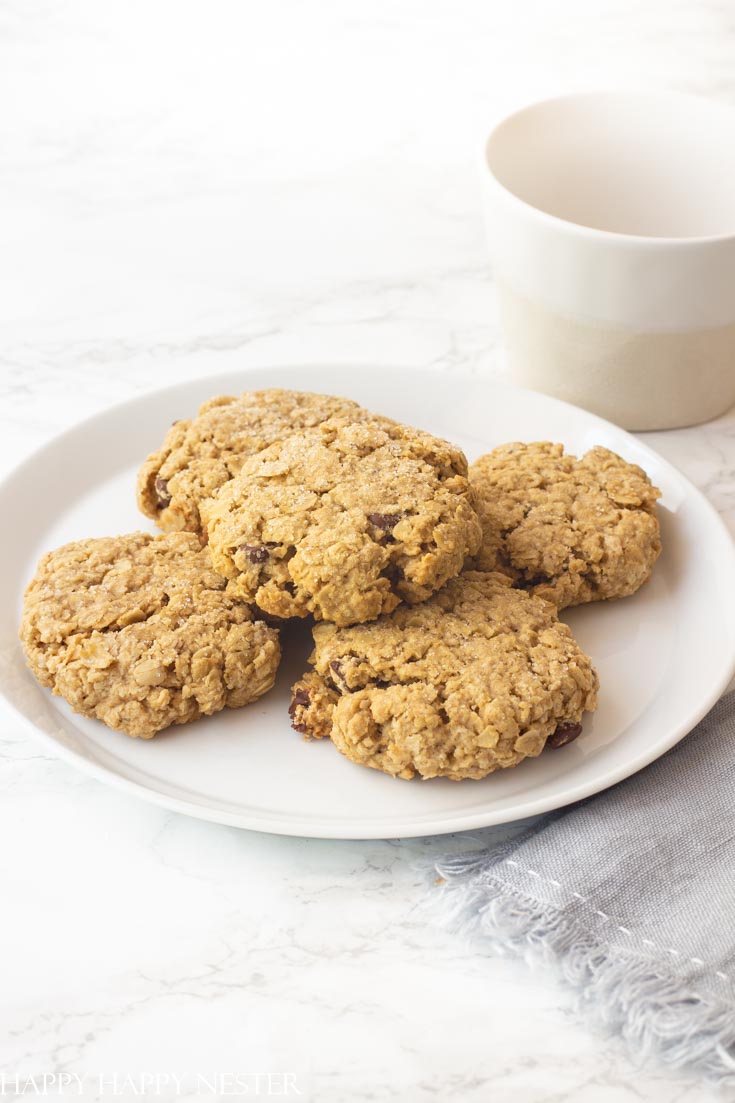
xmin=329 ymin=660 xmax=344 ymax=683
xmin=154 ymin=477 xmax=171 ymax=508
xmin=367 ymin=512 xmax=403 ymax=532
xmin=239 ymin=544 xmax=269 ymax=564
xmin=546 ymin=722 xmax=583 ymax=749
xmin=513 ymin=574 xmax=548 ymax=590
xmin=288 ymin=688 xmax=311 ymax=728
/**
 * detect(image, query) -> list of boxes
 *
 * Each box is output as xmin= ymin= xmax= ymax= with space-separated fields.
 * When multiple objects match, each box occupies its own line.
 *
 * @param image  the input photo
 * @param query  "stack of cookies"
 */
xmin=20 ymin=389 xmax=662 ymax=782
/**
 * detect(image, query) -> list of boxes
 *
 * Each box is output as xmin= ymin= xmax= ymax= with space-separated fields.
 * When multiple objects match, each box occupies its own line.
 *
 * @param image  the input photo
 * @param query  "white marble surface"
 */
xmin=2 ymin=2 xmax=735 ymax=1100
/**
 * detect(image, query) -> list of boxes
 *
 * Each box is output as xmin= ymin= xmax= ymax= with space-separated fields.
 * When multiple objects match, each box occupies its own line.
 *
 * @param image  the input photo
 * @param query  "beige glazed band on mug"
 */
xmin=481 ymin=90 xmax=735 ymax=431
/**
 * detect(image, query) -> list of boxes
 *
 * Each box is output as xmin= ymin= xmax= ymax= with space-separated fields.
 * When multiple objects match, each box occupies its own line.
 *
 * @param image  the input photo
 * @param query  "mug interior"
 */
xmin=486 ymin=92 xmax=735 ymax=239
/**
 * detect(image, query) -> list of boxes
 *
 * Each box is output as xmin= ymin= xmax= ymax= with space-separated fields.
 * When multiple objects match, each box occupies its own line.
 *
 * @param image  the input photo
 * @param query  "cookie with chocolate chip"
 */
xmin=20 ymin=532 xmax=281 ymax=738
xmin=201 ymin=418 xmax=482 ymax=627
xmin=137 ymin=388 xmax=380 ymax=534
xmin=289 ymin=571 xmax=598 ymax=780
xmin=470 ymin=442 xmax=662 ymax=610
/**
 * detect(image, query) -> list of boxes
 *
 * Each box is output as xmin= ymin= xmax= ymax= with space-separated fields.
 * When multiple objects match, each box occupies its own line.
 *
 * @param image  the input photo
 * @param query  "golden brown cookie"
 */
xmin=289 ymin=571 xmax=598 ymax=780
xmin=137 ymin=388 xmax=380 ymax=534
xmin=202 ymin=418 xmax=482 ymax=627
xmin=20 ymin=532 xmax=280 ymax=738
xmin=470 ymin=442 xmax=662 ymax=609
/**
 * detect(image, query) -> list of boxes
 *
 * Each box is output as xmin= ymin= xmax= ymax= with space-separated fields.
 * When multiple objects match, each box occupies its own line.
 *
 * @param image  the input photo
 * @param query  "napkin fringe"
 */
xmin=428 ymin=856 xmax=735 ymax=1086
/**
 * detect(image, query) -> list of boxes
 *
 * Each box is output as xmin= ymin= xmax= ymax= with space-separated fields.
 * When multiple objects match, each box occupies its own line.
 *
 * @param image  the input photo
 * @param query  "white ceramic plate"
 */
xmin=2 ymin=366 xmax=734 ymax=839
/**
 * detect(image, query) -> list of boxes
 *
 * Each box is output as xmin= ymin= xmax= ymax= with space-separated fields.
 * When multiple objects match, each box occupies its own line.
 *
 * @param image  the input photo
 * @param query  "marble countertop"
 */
xmin=2 ymin=2 xmax=735 ymax=1100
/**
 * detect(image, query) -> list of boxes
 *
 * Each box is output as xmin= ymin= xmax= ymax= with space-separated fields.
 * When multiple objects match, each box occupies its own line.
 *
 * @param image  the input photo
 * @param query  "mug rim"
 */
xmin=481 ymin=89 xmax=735 ymax=248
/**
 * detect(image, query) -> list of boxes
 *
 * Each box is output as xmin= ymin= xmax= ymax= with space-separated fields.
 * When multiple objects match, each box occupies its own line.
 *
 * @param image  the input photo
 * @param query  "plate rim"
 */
xmin=2 ymin=364 xmax=735 ymax=839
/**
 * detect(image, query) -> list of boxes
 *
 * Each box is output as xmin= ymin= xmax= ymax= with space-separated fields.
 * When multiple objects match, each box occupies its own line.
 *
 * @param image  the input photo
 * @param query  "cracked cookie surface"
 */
xmin=20 ymin=532 xmax=281 ymax=738
xmin=290 ymin=570 xmax=598 ymax=780
xmin=137 ymin=388 xmax=379 ymax=534
xmin=201 ymin=418 xmax=482 ymax=627
xmin=470 ymin=442 xmax=662 ymax=610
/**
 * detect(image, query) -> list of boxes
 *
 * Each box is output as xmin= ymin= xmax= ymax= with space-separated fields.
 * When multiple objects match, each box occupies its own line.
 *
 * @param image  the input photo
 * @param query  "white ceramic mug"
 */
xmin=481 ymin=91 xmax=735 ymax=430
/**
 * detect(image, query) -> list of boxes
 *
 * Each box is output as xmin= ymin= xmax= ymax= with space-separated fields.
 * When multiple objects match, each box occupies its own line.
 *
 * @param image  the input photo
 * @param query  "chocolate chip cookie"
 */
xmin=20 ymin=532 xmax=281 ymax=738
xmin=289 ymin=570 xmax=598 ymax=780
xmin=137 ymin=388 xmax=380 ymax=534
xmin=470 ymin=442 xmax=662 ymax=610
xmin=201 ymin=418 xmax=482 ymax=627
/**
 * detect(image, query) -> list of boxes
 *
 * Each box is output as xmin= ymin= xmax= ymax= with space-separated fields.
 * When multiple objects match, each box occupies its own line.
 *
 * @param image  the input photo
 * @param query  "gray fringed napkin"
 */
xmin=429 ymin=692 xmax=735 ymax=1086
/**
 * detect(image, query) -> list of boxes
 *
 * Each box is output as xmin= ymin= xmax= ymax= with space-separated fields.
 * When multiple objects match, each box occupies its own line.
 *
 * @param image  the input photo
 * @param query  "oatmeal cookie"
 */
xmin=20 ymin=532 xmax=281 ymax=738
xmin=137 ymin=388 xmax=380 ymax=534
xmin=202 ymin=418 xmax=482 ymax=627
xmin=470 ymin=442 xmax=662 ymax=609
xmin=289 ymin=570 xmax=598 ymax=780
